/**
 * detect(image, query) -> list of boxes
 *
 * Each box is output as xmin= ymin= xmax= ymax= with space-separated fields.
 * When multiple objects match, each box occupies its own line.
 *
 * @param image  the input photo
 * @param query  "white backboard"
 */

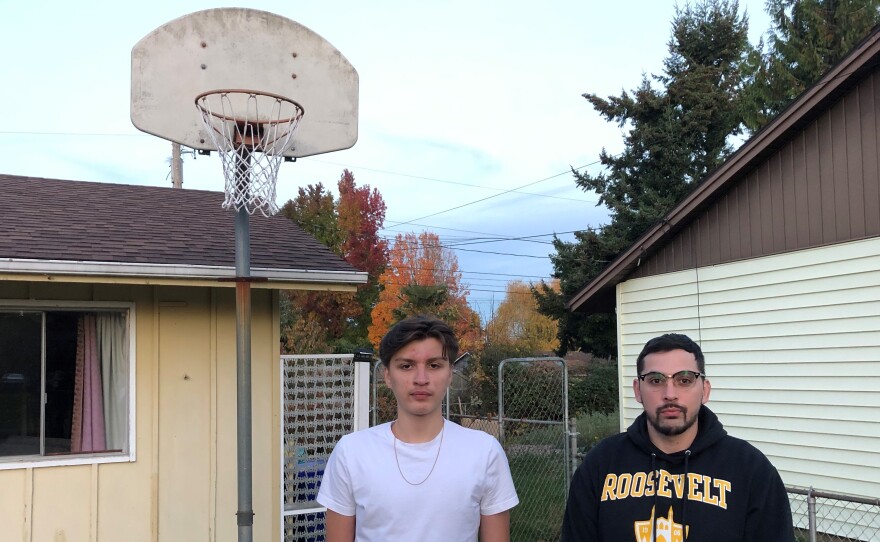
xmin=131 ymin=8 xmax=358 ymax=158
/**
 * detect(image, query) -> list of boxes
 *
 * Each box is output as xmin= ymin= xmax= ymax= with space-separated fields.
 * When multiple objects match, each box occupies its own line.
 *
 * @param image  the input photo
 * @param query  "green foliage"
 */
xmin=744 ymin=0 xmax=880 ymax=131
xmin=580 ymin=1 xmax=750 ymax=225
xmin=502 ymin=362 xmax=565 ymax=421
xmin=461 ymin=343 xmax=532 ymax=416
xmin=537 ymin=0 xmax=752 ymax=357
xmin=533 ymin=228 xmax=623 ymax=358
xmin=392 ymin=284 xmax=450 ymax=321
xmin=569 ymin=360 xmax=619 ymax=416
xmin=279 ymin=183 xmax=343 ymax=253
xmin=576 ymin=411 xmax=620 ymax=453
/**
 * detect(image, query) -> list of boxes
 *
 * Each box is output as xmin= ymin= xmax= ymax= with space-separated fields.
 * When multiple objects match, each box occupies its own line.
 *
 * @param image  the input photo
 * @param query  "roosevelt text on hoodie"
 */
xmin=561 ymin=407 xmax=794 ymax=542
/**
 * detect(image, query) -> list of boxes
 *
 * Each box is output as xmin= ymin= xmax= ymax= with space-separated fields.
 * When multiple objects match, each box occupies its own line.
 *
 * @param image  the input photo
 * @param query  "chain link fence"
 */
xmin=496 ymin=358 xmax=569 ymax=542
xmin=368 ymin=359 xmax=880 ymax=541
xmin=788 ymin=486 xmax=880 ymax=542
xmin=369 ymin=356 xmax=570 ymax=541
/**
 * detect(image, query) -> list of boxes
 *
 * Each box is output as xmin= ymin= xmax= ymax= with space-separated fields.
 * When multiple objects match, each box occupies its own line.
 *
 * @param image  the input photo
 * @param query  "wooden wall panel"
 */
xmin=863 ymin=75 xmax=880 ymax=235
xmin=635 ymin=71 xmax=880 ymax=277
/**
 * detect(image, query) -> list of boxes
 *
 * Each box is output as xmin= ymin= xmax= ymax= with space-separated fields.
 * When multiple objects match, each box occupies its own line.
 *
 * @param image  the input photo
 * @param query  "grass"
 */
xmin=575 ymin=411 xmax=619 ymax=453
xmin=506 ymin=411 xmax=620 ymax=541
xmin=509 ymin=452 xmax=567 ymax=542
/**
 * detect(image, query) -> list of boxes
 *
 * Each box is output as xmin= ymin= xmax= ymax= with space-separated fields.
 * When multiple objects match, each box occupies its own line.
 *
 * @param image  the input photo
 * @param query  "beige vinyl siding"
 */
xmin=616 ymin=269 xmax=701 ymax=430
xmin=617 ymin=236 xmax=880 ymax=498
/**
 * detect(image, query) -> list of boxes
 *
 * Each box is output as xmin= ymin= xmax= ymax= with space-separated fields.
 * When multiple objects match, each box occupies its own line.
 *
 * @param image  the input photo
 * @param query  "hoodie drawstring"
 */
xmin=650 ymin=450 xmax=691 ymax=541
xmin=682 ymin=450 xmax=691 ymax=540
xmin=651 ymin=453 xmax=658 ymax=542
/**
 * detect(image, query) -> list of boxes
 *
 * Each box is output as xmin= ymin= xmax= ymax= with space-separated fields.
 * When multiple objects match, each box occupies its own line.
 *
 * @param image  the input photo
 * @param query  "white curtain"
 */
xmin=99 ymin=312 xmax=128 ymax=450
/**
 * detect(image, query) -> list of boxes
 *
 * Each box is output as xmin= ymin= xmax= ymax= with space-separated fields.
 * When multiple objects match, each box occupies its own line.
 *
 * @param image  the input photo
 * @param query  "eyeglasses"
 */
xmin=638 ymin=370 xmax=704 ymax=389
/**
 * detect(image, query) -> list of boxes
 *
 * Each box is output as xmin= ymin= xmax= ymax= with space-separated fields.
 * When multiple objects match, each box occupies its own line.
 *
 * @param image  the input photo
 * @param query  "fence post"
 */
xmin=497 ymin=360 xmax=506 ymax=446
xmin=568 ymin=417 xmax=579 ymax=480
xmin=371 ymin=359 xmax=382 ymax=426
xmin=561 ymin=359 xmax=570 ymax=497
xmin=807 ymin=487 xmax=817 ymax=542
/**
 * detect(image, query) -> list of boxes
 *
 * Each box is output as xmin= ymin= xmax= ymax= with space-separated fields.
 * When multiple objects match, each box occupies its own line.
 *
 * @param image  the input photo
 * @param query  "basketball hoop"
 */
xmin=196 ymin=90 xmax=304 ymax=216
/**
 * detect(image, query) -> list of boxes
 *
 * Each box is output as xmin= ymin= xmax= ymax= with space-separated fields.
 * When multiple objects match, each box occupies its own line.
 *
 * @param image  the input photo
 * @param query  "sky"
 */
xmin=0 ymin=0 xmax=770 ymax=321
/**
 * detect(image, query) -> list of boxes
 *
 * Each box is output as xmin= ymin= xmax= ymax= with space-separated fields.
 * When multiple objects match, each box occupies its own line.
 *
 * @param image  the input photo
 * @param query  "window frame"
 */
xmin=0 ymin=299 xmax=136 ymax=469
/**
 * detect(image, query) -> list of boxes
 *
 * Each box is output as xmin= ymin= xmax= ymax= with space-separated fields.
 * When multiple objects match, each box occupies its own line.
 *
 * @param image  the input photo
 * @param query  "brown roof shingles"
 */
xmin=0 ymin=174 xmax=358 ymax=274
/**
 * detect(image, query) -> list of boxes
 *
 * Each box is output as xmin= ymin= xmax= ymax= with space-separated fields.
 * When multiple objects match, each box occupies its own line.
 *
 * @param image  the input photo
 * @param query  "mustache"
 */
xmin=656 ymin=404 xmax=686 ymax=415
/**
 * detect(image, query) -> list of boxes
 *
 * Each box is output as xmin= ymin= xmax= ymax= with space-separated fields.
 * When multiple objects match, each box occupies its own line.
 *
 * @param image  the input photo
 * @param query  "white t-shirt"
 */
xmin=317 ymin=419 xmax=519 ymax=542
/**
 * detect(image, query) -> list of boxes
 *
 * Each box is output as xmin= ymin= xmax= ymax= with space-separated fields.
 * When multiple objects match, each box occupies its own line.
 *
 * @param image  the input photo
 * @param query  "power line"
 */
xmin=0 ymin=129 xmax=599 ymax=208
xmin=380 ymin=234 xmax=554 ymax=247
xmin=378 ymin=230 xmax=580 ymax=248
xmin=378 ymin=228 xmax=598 ymax=258
xmin=304 ymin=157 xmax=597 ymax=203
xmin=379 ymin=281 xmax=543 ymax=296
xmin=395 ymin=266 xmax=550 ymax=280
xmin=389 ymin=161 xmax=602 ymax=228
xmin=442 ymin=246 xmax=550 ymax=259
xmin=0 ymin=130 xmax=148 ymax=137
xmin=438 ymin=230 xmax=584 ymax=247
xmin=379 ymin=241 xmax=550 ymax=260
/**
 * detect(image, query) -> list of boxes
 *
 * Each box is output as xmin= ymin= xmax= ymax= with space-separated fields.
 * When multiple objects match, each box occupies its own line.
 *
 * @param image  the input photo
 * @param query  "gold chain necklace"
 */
xmin=392 ymin=423 xmax=444 ymax=486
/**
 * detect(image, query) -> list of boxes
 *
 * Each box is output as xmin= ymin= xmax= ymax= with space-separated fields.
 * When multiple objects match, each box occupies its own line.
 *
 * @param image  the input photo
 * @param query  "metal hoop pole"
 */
xmin=235 ymin=147 xmax=255 ymax=542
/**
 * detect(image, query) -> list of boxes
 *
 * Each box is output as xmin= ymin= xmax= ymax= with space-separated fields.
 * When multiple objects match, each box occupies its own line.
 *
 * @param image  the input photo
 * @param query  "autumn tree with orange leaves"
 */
xmin=369 ymin=231 xmax=481 ymax=354
xmin=280 ymin=170 xmax=388 ymax=353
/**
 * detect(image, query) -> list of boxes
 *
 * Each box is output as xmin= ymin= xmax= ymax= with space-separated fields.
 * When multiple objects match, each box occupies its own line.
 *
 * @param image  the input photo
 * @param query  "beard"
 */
xmin=647 ymin=404 xmax=699 ymax=436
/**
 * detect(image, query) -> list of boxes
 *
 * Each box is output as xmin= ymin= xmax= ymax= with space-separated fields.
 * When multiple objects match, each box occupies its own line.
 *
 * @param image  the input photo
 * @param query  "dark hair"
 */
xmin=636 ymin=333 xmax=705 ymax=374
xmin=379 ymin=315 xmax=459 ymax=366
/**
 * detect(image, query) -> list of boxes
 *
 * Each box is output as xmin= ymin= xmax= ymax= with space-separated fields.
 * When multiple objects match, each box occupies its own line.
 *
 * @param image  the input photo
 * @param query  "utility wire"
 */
xmin=391 ymin=265 xmax=550 ymax=280
xmin=388 ymin=161 xmax=601 ymax=228
xmin=304 ymin=157 xmax=597 ymax=203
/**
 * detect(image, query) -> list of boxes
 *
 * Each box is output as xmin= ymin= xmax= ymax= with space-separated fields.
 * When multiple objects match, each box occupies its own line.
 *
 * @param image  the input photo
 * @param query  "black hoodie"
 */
xmin=561 ymin=407 xmax=794 ymax=541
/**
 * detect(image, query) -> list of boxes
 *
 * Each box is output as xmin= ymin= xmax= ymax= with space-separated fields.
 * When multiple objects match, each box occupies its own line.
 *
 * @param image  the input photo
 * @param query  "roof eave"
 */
xmin=0 ymin=258 xmax=368 ymax=289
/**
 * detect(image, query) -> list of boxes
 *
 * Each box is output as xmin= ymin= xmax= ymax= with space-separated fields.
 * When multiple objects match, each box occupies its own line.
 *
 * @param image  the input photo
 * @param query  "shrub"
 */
xmin=569 ymin=360 xmax=618 ymax=416
xmin=576 ymin=410 xmax=620 ymax=453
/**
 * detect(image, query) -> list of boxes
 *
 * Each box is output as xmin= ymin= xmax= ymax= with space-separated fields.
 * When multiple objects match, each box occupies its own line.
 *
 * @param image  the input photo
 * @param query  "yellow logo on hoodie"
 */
xmin=634 ymin=506 xmax=688 ymax=542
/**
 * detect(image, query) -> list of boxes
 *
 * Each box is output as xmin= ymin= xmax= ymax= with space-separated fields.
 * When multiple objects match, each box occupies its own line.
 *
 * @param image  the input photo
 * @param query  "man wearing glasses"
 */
xmin=561 ymin=333 xmax=794 ymax=541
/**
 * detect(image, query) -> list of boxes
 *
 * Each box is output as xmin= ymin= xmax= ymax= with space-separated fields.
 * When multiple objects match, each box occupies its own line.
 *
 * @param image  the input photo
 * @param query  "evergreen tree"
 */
xmin=744 ymin=0 xmax=880 ymax=131
xmin=279 ymin=183 xmax=343 ymax=252
xmin=535 ymin=0 xmax=752 ymax=357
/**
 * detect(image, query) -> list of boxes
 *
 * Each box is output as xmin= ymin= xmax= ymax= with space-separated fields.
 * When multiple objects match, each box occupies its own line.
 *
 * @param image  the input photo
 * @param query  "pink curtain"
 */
xmin=71 ymin=314 xmax=106 ymax=453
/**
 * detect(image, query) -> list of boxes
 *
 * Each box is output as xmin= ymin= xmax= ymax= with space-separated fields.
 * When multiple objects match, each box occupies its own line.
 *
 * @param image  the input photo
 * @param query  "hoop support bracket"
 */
xmin=236 ymin=510 xmax=255 ymax=526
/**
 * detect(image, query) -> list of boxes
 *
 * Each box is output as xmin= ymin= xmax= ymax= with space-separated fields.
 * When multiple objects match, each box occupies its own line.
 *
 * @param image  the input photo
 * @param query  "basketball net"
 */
xmin=196 ymin=90 xmax=304 ymax=216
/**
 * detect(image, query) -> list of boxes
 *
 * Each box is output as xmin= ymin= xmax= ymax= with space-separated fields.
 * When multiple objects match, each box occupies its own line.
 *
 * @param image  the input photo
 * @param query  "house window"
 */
xmin=0 ymin=309 xmax=130 ymax=461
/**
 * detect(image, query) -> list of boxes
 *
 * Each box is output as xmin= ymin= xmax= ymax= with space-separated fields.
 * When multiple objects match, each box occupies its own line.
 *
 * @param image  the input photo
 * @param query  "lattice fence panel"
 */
xmin=282 ymin=355 xmax=356 ymax=541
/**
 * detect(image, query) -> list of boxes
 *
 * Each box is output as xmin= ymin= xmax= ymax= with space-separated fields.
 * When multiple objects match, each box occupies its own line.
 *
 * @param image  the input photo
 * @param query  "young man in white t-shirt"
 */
xmin=317 ymin=315 xmax=519 ymax=542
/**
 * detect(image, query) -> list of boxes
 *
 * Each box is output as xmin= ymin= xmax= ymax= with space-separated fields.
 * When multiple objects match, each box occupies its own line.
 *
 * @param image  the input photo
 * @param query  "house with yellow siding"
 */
xmin=0 ymin=175 xmax=365 ymax=541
